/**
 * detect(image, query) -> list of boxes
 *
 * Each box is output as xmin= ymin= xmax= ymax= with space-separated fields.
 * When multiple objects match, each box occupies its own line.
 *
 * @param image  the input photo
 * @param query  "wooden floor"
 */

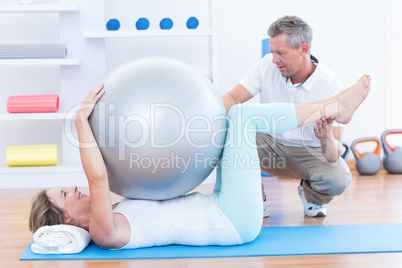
xmin=2 ymin=170 xmax=402 ymax=267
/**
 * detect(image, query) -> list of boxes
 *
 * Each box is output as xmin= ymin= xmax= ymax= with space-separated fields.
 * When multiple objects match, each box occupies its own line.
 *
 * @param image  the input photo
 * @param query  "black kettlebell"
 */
xmin=341 ymin=142 xmax=350 ymax=161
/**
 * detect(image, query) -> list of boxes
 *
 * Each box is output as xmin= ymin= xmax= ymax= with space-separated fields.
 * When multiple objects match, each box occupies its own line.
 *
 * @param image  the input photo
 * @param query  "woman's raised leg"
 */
xmin=217 ymin=103 xmax=298 ymax=243
xmin=216 ymin=75 xmax=371 ymax=243
xmin=294 ymin=75 xmax=371 ymax=126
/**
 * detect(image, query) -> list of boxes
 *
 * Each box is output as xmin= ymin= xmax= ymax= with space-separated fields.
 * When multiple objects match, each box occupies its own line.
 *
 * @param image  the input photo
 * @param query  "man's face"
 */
xmin=269 ymin=33 xmax=303 ymax=78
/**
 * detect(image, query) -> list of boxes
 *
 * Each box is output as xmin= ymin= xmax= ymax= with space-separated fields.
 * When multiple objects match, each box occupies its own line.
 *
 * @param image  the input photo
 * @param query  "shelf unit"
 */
xmin=0 ymin=113 xmax=68 ymax=121
xmin=0 ymin=165 xmax=83 ymax=174
xmin=83 ymin=29 xmax=213 ymax=38
xmin=1 ymin=0 xmax=219 ymax=187
xmin=0 ymin=112 xmax=82 ymax=183
xmin=0 ymin=4 xmax=78 ymax=12
xmin=0 ymin=58 xmax=79 ymax=66
xmin=0 ymin=165 xmax=86 ymax=189
xmin=84 ymin=0 xmax=219 ymax=86
xmin=0 ymin=3 xmax=85 ymax=188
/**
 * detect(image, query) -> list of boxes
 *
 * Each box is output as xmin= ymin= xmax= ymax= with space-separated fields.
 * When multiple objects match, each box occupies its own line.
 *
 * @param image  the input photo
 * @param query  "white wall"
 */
xmin=1 ymin=0 xmax=401 ymax=178
xmin=215 ymin=0 xmax=391 ymax=147
xmin=385 ymin=0 xmax=402 ymax=129
xmin=102 ymin=0 xmax=399 ymax=148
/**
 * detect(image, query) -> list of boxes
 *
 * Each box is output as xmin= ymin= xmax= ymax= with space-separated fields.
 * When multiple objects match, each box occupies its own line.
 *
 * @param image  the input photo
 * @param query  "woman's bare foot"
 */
xmin=336 ymin=75 xmax=371 ymax=124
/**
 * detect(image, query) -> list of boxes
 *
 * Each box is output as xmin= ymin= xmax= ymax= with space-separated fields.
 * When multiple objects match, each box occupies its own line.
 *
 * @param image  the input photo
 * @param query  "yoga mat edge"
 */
xmin=20 ymin=224 xmax=402 ymax=260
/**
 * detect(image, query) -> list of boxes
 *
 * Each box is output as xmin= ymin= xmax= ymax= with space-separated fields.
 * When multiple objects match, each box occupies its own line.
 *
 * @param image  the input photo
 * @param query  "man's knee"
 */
xmin=329 ymin=169 xmax=352 ymax=196
xmin=311 ymin=161 xmax=352 ymax=196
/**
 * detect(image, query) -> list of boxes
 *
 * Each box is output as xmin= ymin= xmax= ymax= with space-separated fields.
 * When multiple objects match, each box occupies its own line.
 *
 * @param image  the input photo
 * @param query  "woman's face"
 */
xmin=47 ymin=186 xmax=90 ymax=224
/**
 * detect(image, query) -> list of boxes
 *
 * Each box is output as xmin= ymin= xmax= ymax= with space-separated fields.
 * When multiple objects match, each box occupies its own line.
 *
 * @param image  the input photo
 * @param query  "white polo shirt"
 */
xmin=240 ymin=53 xmax=344 ymax=147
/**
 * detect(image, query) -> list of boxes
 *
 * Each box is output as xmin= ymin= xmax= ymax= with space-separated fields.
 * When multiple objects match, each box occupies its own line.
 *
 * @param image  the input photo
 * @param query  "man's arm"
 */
xmin=314 ymin=117 xmax=344 ymax=162
xmin=221 ymin=84 xmax=254 ymax=114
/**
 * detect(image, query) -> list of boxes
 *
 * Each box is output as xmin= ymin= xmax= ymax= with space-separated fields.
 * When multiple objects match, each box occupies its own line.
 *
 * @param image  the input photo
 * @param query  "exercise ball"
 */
xmin=89 ymin=57 xmax=227 ymax=200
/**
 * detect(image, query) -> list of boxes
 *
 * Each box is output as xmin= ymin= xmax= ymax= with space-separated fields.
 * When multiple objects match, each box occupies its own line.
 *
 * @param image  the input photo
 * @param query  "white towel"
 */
xmin=31 ymin=225 xmax=91 ymax=254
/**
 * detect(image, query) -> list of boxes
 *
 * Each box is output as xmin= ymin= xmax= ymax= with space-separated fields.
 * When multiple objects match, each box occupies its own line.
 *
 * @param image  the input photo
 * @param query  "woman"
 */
xmin=29 ymin=75 xmax=371 ymax=249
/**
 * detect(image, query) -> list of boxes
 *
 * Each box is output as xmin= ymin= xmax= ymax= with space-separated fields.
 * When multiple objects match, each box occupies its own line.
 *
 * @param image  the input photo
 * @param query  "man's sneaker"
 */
xmin=261 ymin=183 xmax=270 ymax=217
xmin=263 ymin=196 xmax=270 ymax=217
xmin=298 ymin=181 xmax=327 ymax=217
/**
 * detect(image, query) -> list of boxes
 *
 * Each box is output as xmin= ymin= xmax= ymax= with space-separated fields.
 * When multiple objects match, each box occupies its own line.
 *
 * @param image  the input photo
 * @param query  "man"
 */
xmin=221 ymin=15 xmax=351 ymax=217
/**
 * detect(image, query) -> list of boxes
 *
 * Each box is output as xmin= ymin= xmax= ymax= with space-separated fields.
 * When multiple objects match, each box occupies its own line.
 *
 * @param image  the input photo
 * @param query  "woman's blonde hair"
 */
xmin=29 ymin=189 xmax=64 ymax=233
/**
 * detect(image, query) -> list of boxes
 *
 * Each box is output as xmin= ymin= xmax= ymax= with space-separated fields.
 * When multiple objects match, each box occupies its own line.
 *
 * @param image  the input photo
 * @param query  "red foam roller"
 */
xmin=7 ymin=95 xmax=59 ymax=113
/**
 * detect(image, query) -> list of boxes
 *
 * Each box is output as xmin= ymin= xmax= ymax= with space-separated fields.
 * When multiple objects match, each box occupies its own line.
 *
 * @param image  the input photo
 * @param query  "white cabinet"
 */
xmin=82 ymin=30 xmax=213 ymax=38
xmin=0 ymin=58 xmax=79 ymax=66
xmin=0 ymin=4 xmax=78 ymax=12
xmin=0 ymin=3 xmax=86 ymax=188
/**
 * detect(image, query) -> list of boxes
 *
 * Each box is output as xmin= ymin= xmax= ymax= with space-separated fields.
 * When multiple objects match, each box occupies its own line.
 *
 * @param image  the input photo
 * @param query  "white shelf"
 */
xmin=0 ymin=165 xmax=83 ymax=174
xmin=0 ymin=113 xmax=68 ymax=121
xmin=0 ymin=58 xmax=80 ymax=66
xmin=0 ymin=165 xmax=87 ymax=188
xmin=0 ymin=4 xmax=78 ymax=12
xmin=83 ymin=29 xmax=213 ymax=39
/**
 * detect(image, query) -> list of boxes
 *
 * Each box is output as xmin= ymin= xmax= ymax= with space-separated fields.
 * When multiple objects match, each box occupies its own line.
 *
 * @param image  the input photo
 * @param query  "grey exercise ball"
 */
xmin=88 ymin=57 xmax=227 ymax=200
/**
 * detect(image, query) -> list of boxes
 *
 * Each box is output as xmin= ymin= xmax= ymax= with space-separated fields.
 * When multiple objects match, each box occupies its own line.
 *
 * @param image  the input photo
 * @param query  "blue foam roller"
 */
xmin=160 ymin=18 xmax=173 ymax=30
xmin=186 ymin=17 xmax=199 ymax=29
xmin=136 ymin=18 xmax=150 ymax=30
xmin=106 ymin=19 xmax=120 ymax=31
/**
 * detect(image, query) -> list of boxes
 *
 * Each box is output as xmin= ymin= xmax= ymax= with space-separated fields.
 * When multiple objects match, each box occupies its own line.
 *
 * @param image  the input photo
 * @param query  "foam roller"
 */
xmin=7 ymin=95 xmax=59 ymax=113
xmin=6 ymin=144 xmax=58 ymax=167
xmin=0 ymin=43 xmax=67 ymax=59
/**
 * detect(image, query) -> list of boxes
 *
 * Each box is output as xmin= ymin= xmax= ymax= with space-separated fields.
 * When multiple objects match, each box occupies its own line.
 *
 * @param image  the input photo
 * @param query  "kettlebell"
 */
xmin=381 ymin=129 xmax=402 ymax=174
xmin=351 ymin=137 xmax=382 ymax=175
xmin=341 ymin=142 xmax=350 ymax=161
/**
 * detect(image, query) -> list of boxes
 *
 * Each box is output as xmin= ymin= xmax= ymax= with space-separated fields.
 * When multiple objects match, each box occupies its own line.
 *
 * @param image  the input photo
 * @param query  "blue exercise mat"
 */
xmin=20 ymin=224 xmax=402 ymax=260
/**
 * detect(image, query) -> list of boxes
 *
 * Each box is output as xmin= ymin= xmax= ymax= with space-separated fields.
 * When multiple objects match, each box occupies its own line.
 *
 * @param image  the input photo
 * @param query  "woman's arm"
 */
xmin=75 ymin=83 xmax=128 ymax=249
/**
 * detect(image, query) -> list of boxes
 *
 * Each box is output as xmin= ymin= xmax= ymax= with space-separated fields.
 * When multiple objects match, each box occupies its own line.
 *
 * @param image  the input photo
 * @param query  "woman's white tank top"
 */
xmin=113 ymin=192 xmax=242 ymax=249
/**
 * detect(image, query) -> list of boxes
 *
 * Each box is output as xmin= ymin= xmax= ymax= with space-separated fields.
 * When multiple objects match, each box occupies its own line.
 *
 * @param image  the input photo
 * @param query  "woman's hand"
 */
xmin=76 ymin=83 xmax=105 ymax=121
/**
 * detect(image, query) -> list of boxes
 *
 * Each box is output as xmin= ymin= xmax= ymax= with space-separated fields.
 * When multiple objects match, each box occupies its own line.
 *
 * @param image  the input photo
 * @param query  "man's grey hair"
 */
xmin=268 ymin=15 xmax=313 ymax=50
